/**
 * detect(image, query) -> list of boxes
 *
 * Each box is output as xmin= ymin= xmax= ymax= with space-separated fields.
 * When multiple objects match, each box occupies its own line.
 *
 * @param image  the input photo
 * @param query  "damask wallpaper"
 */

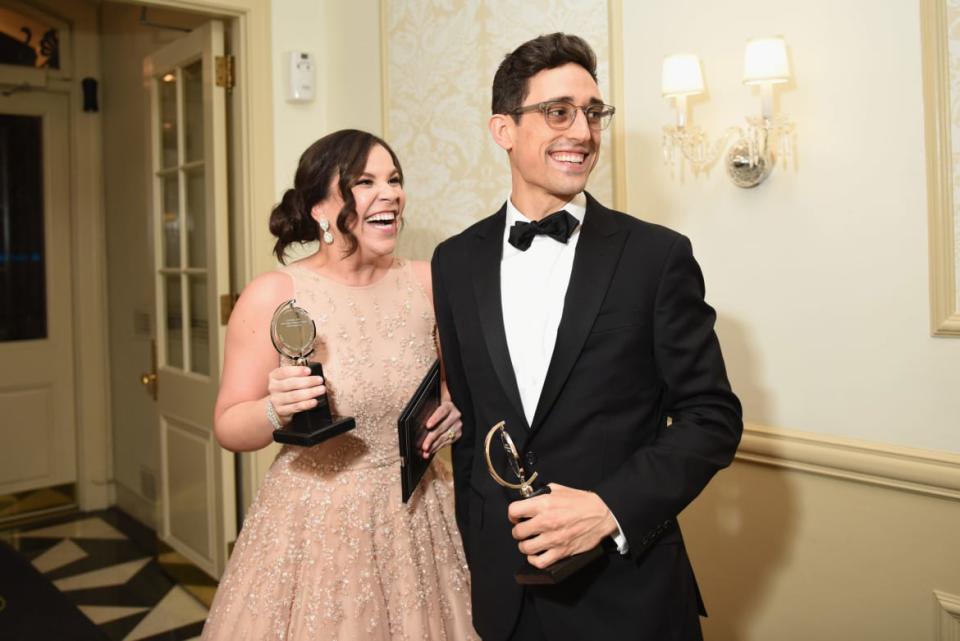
xmin=949 ymin=0 xmax=960 ymax=305
xmin=384 ymin=0 xmax=613 ymax=260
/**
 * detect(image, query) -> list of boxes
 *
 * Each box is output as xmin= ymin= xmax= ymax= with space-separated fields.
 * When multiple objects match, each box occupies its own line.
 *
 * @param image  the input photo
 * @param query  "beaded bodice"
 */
xmin=279 ymin=258 xmax=437 ymax=471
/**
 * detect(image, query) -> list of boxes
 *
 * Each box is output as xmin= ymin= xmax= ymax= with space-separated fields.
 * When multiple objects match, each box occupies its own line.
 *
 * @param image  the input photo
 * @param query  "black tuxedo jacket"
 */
xmin=431 ymin=193 xmax=743 ymax=641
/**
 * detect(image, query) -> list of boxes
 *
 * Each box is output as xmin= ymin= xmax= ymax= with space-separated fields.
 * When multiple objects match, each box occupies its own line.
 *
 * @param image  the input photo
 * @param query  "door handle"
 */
xmin=140 ymin=339 xmax=158 ymax=400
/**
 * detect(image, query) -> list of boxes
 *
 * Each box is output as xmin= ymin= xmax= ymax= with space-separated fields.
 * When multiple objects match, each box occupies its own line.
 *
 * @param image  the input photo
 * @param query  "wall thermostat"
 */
xmin=286 ymin=51 xmax=314 ymax=103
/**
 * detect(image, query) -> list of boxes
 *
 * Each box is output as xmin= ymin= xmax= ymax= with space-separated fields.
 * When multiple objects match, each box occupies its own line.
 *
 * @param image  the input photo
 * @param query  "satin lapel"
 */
xmin=471 ymin=206 xmax=528 ymax=429
xmin=530 ymin=194 xmax=627 ymax=433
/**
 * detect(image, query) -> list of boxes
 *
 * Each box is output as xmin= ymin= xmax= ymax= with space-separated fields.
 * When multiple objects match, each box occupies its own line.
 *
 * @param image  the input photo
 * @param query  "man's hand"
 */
xmin=508 ymin=483 xmax=617 ymax=569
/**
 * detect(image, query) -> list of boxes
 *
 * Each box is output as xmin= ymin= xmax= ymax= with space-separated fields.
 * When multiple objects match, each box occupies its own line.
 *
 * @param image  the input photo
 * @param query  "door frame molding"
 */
xmin=129 ymin=0 xmax=275 ymax=279
xmin=8 ymin=0 xmax=112 ymax=511
xmin=71 ymin=2 xmax=110 ymax=513
xmin=28 ymin=0 xmax=273 ymax=511
xmin=128 ymin=0 xmax=276 ymax=523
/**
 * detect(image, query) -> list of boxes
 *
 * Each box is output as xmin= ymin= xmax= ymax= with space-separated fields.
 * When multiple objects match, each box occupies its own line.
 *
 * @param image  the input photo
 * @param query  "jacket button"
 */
xmin=524 ymin=451 xmax=537 ymax=467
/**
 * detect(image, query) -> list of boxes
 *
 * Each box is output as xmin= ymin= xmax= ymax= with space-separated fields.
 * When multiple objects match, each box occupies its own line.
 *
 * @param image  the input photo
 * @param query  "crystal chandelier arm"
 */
xmin=679 ymin=126 xmax=741 ymax=167
xmin=663 ymin=125 xmax=742 ymax=170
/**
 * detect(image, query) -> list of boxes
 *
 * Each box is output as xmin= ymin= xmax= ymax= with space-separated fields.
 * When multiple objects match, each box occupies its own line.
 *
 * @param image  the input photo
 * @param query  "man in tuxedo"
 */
xmin=431 ymin=33 xmax=743 ymax=641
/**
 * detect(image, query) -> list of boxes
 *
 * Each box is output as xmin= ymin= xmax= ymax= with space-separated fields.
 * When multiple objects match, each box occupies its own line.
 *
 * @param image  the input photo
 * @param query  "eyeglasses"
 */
xmin=511 ymin=100 xmax=616 ymax=131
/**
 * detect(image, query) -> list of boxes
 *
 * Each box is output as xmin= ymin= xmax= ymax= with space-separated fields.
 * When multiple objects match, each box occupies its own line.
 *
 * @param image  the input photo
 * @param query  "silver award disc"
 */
xmin=270 ymin=300 xmax=316 ymax=365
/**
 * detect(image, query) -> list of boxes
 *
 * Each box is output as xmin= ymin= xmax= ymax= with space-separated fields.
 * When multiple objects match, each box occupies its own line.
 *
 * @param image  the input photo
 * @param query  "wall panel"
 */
xmin=384 ymin=0 xmax=614 ymax=259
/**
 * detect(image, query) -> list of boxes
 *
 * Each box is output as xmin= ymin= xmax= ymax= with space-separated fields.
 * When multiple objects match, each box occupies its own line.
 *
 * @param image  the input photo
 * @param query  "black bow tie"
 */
xmin=508 ymin=209 xmax=579 ymax=251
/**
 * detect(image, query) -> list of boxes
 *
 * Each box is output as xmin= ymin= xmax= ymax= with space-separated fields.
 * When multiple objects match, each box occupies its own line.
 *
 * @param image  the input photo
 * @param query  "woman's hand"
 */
xmin=420 ymin=400 xmax=462 ymax=458
xmin=267 ymin=365 xmax=326 ymax=426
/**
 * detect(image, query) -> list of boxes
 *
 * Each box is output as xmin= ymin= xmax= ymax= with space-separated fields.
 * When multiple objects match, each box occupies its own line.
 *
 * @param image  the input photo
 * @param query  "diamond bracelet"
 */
xmin=265 ymin=399 xmax=282 ymax=431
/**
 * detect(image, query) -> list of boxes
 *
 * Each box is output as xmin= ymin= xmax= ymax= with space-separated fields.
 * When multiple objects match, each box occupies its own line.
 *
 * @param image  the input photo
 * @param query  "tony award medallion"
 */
xmin=270 ymin=299 xmax=355 ymax=446
xmin=484 ymin=421 xmax=603 ymax=585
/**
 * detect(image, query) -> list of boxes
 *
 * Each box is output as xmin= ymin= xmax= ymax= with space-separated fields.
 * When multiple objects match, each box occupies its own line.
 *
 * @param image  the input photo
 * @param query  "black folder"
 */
xmin=398 ymin=359 xmax=441 ymax=503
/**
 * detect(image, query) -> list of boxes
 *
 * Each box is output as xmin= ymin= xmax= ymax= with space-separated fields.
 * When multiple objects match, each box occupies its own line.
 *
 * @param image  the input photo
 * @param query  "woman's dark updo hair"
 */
xmin=269 ymin=129 xmax=404 ymax=263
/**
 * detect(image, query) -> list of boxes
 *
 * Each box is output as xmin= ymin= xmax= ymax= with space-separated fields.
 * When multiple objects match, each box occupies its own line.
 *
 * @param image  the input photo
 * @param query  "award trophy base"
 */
xmin=272 ymin=363 xmax=357 ymax=446
xmin=272 ymin=413 xmax=355 ymax=446
xmin=515 ymin=546 xmax=604 ymax=585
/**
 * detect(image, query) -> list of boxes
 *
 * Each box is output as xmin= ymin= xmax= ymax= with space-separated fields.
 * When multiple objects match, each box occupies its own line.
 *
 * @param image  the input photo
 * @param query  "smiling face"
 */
xmin=490 ymin=63 xmax=602 ymax=217
xmin=312 ymin=144 xmax=405 ymax=259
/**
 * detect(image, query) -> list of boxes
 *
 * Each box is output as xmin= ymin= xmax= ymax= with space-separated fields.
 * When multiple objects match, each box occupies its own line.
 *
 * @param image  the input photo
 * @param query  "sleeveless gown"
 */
xmin=201 ymin=259 xmax=477 ymax=641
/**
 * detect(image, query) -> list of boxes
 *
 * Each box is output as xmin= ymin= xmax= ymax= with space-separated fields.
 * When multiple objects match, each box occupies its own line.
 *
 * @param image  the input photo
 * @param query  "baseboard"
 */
xmin=113 ymin=482 xmax=157 ymax=530
xmin=935 ymin=591 xmax=960 ymax=641
xmin=737 ymin=422 xmax=960 ymax=501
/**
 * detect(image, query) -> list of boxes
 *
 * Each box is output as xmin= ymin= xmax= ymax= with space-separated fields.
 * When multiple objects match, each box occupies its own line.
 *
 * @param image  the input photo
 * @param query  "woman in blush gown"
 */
xmin=201 ymin=130 xmax=477 ymax=641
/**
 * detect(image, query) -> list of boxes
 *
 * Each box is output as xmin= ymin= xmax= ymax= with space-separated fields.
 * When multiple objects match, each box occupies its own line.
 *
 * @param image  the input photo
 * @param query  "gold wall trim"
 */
xmin=607 ymin=0 xmax=627 ymax=212
xmin=934 ymin=590 xmax=960 ymax=641
xmin=379 ymin=0 xmax=390 ymax=140
xmin=920 ymin=0 xmax=960 ymax=336
xmin=738 ymin=422 xmax=960 ymax=501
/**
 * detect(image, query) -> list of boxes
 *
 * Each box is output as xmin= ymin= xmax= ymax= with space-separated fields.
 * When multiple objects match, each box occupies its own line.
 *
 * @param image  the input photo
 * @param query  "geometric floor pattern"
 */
xmin=0 ymin=509 xmax=218 ymax=640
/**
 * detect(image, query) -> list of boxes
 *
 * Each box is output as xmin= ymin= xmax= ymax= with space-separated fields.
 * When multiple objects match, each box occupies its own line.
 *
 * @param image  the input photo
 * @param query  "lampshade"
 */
xmin=742 ymin=36 xmax=790 ymax=85
xmin=662 ymin=54 xmax=704 ymax=97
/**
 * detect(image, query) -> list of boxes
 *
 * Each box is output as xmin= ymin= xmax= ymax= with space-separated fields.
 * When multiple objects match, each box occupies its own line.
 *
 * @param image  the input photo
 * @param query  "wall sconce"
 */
xmin=661 ymin=36 xmax=795 ymax=188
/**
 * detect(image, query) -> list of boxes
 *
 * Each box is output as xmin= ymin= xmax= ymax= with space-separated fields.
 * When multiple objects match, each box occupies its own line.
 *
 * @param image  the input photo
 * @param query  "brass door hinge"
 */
xmin=215 ymin=55 xmax=235 ymax=89
xmin=220 ymin=293 xmax=239 ymax=325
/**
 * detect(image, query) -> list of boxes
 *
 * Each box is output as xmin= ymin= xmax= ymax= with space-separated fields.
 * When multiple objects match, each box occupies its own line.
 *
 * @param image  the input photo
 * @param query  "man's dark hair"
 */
xmin=491 ymin=32 xmax=598 ymax=119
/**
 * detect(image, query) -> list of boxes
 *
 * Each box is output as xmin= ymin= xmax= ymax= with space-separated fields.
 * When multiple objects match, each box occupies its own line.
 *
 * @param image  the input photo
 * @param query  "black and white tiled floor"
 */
xmin=1 ymin=509 xmax=217 ymax=640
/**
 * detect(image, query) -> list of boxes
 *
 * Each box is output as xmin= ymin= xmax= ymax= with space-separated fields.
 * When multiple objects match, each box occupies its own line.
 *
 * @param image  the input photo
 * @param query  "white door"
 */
xmin=145 ymin=21 xmax=234 ymax=578
xmin=0 ymin=91 xmax=76 ymax=497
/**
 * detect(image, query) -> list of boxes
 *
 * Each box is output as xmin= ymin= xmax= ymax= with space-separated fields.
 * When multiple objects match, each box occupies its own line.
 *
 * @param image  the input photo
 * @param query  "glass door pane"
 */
xmin=0 ymin=114 xmax=45 ymax=342
xmin=183 ymin=60 xmax=204 ymax=163
xmin=189 ymin=275 xmax=209 ymax=375
xmin=181 ymin=59 xmax=208 ymax=375
xmin=159 ymin=74 xmax=178 ymax=168
xmin=0 ymin=8 xmax=60 ymax=69
xmin=164 ymin=275 xmax=183 ymax=368
xmin=161 ymin=173 xmax=180 ymax=268
xmin=156 ymin=59 xmax=210 ymax=376
xmin=185 ymin=167 xmax=206 ymax=268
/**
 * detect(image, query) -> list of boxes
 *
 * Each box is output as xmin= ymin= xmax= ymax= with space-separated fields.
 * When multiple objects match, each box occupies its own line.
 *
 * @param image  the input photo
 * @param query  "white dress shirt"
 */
xmin=500 ymin=195 xmax=584 ymax=425
xmin=500 ymin=193 xmax=629 ymax=554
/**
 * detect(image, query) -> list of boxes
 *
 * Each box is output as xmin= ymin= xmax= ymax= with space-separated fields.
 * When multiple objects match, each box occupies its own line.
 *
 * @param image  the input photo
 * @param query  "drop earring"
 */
xmin=318 ymin=218 xmax=334 ymax=245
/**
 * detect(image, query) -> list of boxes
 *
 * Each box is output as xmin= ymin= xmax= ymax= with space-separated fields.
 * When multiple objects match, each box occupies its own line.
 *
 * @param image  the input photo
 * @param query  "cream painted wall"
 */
xmin=620 ymin=0 xmax=960 ymax=453
xmin=100 ymin=2 xmax=206 ymax=525
xmin=266 ymin=0 xmax=383 ymax=274
xmin=682 ymin=459 xmax=960 ymax=641
xmin=269 ymin=0 xmax=325 ymax=228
